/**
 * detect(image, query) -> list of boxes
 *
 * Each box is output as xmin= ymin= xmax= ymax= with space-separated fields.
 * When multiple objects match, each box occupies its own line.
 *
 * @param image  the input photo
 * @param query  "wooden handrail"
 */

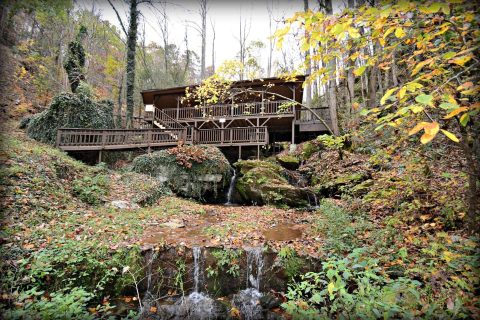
xmin=56 ymin=126 xmax=268 ymax=151
xmin=160 ymin=100 xmax=295 ymax=121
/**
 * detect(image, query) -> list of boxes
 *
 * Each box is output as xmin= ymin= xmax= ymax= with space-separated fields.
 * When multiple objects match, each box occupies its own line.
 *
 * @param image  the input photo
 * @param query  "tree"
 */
xmin=108 ymin=0 xmax=150 ymax=128
xmin=64 ymin=25 xmax=87 ymax=93
xmin=236 ymin=14 xmax=251 ymax=80
xmin=275 ymin=0 xmax=480 ymax=232
xmin=199 ymin=0 xmax=208 ymax=80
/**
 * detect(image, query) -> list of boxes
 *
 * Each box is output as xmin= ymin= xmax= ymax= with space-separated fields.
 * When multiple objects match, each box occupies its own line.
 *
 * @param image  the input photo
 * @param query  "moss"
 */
xmin=300 ymin=141 xmax=320 ymax=160
xmin=276 ymin=154 xmax=300 ymax=170
xmin=131 ymin=146 xmax=231 ymax=200
xmin=235 ymin=159 xmax=311 ymax=208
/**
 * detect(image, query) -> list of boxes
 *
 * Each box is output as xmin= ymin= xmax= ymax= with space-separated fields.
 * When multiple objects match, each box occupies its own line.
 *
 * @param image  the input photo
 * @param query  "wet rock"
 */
xmin=235 ymin=160 xmax=311 ymax=208
xmin=276 ymin=154 xmax=300 ymax=170
xmin=109 ymin=200 xmax=140 ymax=210
xmin=233 ymin=288 xmax=263 ymax=320
xmin=156 ymin=293 xmax=228 ymax=320
xmin=259 ymin=293 xmax=282 ymax=309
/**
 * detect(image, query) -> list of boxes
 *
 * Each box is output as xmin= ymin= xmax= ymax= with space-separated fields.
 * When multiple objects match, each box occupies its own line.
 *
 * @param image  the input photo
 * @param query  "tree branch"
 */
xmin=107 ymin=0 xmax=128 ymax=37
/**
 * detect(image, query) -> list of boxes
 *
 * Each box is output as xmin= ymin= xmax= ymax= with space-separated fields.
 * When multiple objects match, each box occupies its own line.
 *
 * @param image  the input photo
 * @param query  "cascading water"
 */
xmin=233 ymin=247 xmax=265 ymax=320
xmin=245 ymin=247 xmax=264 ymax=290
xmin=225 ymin=169 xmax=238 ymax=205
xmin=192 ymin=246 xmax=203 ymax=293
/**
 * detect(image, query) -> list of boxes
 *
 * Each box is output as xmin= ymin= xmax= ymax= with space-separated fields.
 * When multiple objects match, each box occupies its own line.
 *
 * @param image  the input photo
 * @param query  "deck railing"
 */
xmin=162 ymin=100 xmax=294 ymax=121
xmin=56 ymin=128 xmax=185 ymax=150
xmin=56 ymin=126 xmax=269 ymax=150
xmin=193 ymin=126 xmax=268 ymax=146
xmin=295 ymin=107 xmax=331 ymax=123
xmin=154 ymin=108 xmax=185 ymax=129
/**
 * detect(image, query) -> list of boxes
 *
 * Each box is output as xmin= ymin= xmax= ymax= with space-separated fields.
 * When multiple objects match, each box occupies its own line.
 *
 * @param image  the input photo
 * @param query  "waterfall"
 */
xmin=192 ymin=247 xmax=203 ymax=293
xmin=245 ymin=247 xmax=264 ymax=290
xmin=225 ymin=169 xmax=238 ymax=205
xmin=145 ymin=249 xmax=156 ymax=294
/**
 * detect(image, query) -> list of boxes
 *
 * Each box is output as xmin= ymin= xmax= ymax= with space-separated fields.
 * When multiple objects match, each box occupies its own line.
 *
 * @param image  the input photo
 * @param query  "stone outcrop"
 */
xmin=131 ymin=145 xmax=231 ymax=201
xmin=235 ymin=160 xmax=312 ymax=208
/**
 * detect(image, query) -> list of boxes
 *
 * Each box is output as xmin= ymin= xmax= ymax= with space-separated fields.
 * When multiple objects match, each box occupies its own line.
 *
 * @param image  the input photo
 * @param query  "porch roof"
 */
xmin=140 ymin=75 xmax=306 ymax=107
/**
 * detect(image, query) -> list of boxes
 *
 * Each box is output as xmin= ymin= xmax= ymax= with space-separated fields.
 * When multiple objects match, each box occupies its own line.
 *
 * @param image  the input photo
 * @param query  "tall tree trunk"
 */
xmin=211 ymin=19 xmax=215 ymax=74
xmin=328 ymin=57 xmax=339 ymax=135
xmin=116 ymin=72 xmax=124 ymax=128
xmin=125 ymin=0 xmax=139 ymax=129
xmin=199 ymin=0 xmax=207 ymax=80
xmin=303 ymin=0 xmax=311 ymax=108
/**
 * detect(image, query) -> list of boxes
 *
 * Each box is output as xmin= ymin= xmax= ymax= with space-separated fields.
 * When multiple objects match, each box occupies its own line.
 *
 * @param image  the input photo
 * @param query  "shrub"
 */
xmin=1 ymin=287 xmax=94 ymax=320
xmin=282 ymin=248 xmax=423 ymax=319
xmin=26 ymin=92 xmax=114 ymax=145
xmin=314 ymin=199 xmax=372 ymax=254
xmin=72 ymin=174 xmax=109 ymax=205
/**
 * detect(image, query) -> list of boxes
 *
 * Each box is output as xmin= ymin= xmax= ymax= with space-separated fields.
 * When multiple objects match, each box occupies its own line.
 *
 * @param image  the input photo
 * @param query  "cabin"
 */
xmin=56 ymin=76 xmax=331 ymax=160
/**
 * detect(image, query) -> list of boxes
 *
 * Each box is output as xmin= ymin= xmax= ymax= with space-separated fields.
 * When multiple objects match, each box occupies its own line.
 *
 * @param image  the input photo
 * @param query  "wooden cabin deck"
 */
xmin=56 ymin=76 xmax=331 ymax=155
xmin=56 ymin=127 xmax=268 ymax=151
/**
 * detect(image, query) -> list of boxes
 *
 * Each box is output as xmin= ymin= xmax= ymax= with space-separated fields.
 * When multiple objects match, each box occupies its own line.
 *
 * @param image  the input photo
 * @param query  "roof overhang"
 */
xmin=140 ymin=75 xmax=307 ymax=105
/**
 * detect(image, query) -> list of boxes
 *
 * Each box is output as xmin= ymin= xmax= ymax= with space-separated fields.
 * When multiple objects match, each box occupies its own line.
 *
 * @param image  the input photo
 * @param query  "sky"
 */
xmin=75 ymin=0 xmax=346 ymax=76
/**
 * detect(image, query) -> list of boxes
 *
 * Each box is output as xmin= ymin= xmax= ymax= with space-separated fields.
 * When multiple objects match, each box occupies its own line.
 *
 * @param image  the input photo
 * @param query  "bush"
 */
xmin=282 ymin=248 xmax=423 ymax=319
xmin=1 ymin=287 xmax=94 ymax=320
xmin=72 ymin=174 xmax=109 ymax=205
xmin=26 ymin=92 xmax=114 ymax=144
xmin=314 ymin=199 xmax=372 ymax=254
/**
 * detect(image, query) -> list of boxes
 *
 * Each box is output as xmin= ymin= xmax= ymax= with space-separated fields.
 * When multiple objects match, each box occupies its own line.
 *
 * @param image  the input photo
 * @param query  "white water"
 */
xmin=225 ymin=169 xmax=238 ymax=205
xmin=192 ymin=247 xmax=203 ymax=293
xmin=245 ymin=247 xmax=264 ymax=290
xmin=233 ymin=288 xmax=263 ymax=320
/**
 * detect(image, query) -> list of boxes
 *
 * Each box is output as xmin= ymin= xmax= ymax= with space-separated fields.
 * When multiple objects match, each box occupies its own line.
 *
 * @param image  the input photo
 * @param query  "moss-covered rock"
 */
xmin=130 ymin=145 xmax=231 ymax=201
xmin=300 ymin=150 xmax=371 ymax=197
xmin=235 ymin=160 xmax=311 ymax=208
xmin=26 ymin=92 xmax=114 ymax=144
xmin=276 ymin=154 xmax=300 ymax=170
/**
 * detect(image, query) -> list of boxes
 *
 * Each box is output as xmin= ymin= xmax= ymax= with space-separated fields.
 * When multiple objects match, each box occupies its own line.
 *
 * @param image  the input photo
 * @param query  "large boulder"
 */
xmin=235 ymin=160 xmax=312 ymax=208
xmin=26 ymin=89 xmax=114 ymax=144
xmin=131 ymin=145 xmax=231 ymax=201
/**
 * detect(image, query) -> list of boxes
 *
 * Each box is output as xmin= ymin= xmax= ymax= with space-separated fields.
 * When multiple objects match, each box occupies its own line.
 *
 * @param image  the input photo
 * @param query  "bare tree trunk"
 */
xmin=158 ymin=1 xmax=169 ymax=81
xmin=116 ymin=72 xmax=123 ymax=128
xmin=182 ymin=26 xmax=190 ymax=81
xmin=267 ymin=0 xmax=275 ymax=77
xmin=303 ymin=0 xmax=311 ymax=108
xmin=211 ymin=18 xmax=215 ymax=74
xmin=391 ymin=48 xmax=399 ymax=86
xmin=199 ymin=0 xmax=207 ymax=80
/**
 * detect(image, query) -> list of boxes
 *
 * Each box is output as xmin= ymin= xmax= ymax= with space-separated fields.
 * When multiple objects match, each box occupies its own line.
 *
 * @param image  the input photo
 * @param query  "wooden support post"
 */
xmin=56 ymin=129 xmax=61 ymax=147
xmin=291 ymin=119 xmax=295 ymax=144
xmin=98 ymin=150 xmax=102 ymax=163
xmin=147 ymin=128 xmax=152 ymax=153
xmin=239 ymin=145 xmax=242 ymax=160
xmin=257 ymin=145 xmax=260 ymax=160
xmin=176 ymin=97 xmax=180 ymax=120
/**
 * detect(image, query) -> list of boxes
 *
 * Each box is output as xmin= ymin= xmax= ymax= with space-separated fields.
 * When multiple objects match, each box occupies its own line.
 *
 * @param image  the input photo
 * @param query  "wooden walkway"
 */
xmin=56 ymin=127 xmax=269 ymax=151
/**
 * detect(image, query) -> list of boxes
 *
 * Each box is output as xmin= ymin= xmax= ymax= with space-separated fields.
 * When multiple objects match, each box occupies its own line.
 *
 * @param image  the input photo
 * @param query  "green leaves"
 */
xmin=415 ymin=94 xmax=434 ymax=107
